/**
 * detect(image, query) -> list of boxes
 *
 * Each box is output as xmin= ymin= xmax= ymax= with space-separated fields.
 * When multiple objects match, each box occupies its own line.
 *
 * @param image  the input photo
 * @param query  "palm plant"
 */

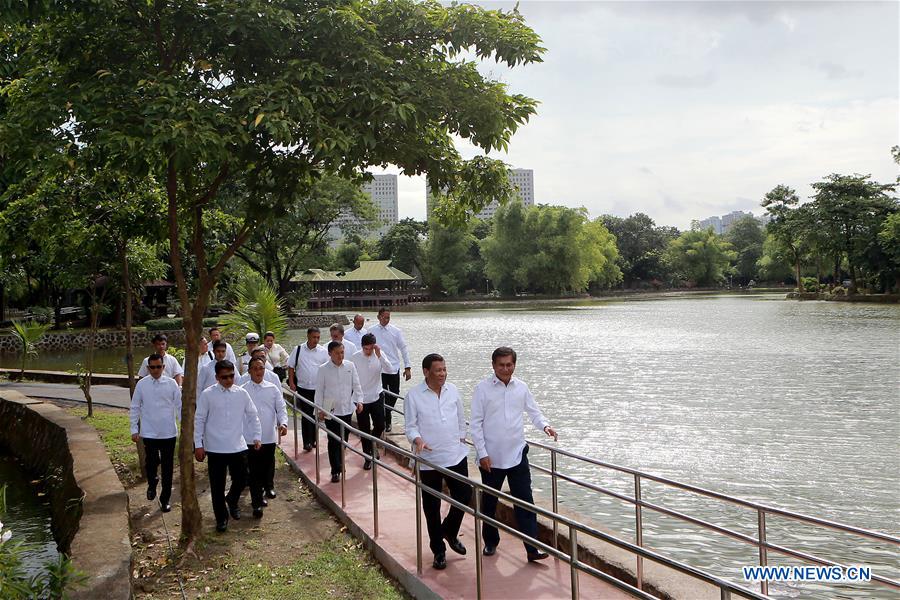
xmin=7 ymin=320 xmax=52 ymax=375
xmin=219 ymin=278 xmax=288 ymax=339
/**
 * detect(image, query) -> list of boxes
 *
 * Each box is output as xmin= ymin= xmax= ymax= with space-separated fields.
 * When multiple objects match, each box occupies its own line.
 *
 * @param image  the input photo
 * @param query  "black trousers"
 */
xmin=479 ymin=446 xmax=539 ymax=553
xmin=421 ymin=457 xmax=472 ymax=556
xmin=380 ymin=372 xmax=400 ymax=429
xmin=143 ymin=437 xmax=176 ymax=505
xmin=246 ymin=444 xmax=272 ymax=509
xmin=297 ymin=387 xmax=317 ymax=447
xmin=206 ymin=450 xmax=247 ymax=524
xmin=357 ymin=396 xmax=385 ymax=458
xmin=325 ymin=414 xmax=353 ymax=476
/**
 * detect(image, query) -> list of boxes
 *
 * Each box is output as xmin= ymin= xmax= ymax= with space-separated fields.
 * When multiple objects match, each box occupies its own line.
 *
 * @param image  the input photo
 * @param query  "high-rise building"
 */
xmin=329 ymin=173 xmax=398 ymax=242
xmin=695 ymin=210 xmax=765 ymax=235
xmin=426 ymin=168 xmax=535 ymax=220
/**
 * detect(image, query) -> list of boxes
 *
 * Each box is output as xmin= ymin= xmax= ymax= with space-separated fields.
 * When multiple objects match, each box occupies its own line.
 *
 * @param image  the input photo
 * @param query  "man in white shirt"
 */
xmin=194 ymin=360 xmax=262 ymax=532
xmin=183 ymin=336 xmax=214 ymax=374
xmin=239 ymin=332 xmax=261 ymax=374
xmin=329 ymin=323 xmax=357 ymax=356
xmin=130 ymin=353 xmax=182 ymax=513
xmin=237 ymin=347 xmax=280 ymax=387
xmin=287 ymin=327 xmax=328 ymax=451
xmin=208 ymin=327 xmax=238 ymax=365
xmin=470 ymin=347 xmax=557 ymax=562
xmin=405 ymin=353 xmax=471 ymax=570
xmin=197 ymin=341 xmax=228 ymax=397
xmin=242 ymin=358 xmax=288 ymax=518
xmin=343 ymin=314 xmax=367 ymax=349
xmin=370 ymin=308 xmax=411 ymax=432
xmin=349 ymin=333 xmax=394 ymax=470
xmin=315 ymin=341 xmax=363 ymax=483
xmin=263 ymin=331 xmax=289 ymax=381
xmin=138 ymin=334 xmax=184 ymax=386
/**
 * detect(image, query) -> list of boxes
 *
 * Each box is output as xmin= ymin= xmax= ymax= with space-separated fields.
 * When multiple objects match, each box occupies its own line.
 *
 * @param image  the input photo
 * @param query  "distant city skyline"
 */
xmin=425 ymin=168 xmax=535 ymax=220
xmin=371 ymin=1 xmax=898 ymax=230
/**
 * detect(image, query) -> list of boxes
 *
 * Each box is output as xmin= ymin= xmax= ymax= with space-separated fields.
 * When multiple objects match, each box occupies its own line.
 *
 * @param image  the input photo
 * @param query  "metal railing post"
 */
xmin=720 ymin=588 xmax=732 ymax=600
xmin=551 ymin=448 xmax=559 ymax=550
xmin=291 ymin=392 xmax=298 ymax=457
xmin=372 ymin=450 xmax=379 ymax=539
xmin=314 ymin=413 xmax=321 ymax=485
xmin=415 ymin=459 xmax=423 ymax=575
xmin=634 ymin=474 xmax=644 ymax=590
xmin=757 ymin=509 xmax=768 ymax=596
xmin=475 ymin=488 xmax=483 ymax=600
xmin=340 ymin=418 xmax=346 ymax=508
xmin=569 ymin=524 xmax=579 ymax=599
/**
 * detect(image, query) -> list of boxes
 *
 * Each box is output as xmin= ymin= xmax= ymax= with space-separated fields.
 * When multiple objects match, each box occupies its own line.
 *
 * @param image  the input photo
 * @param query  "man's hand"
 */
xmin=278 ymin=424 xmax=288 ymax=437
xmin=413 ymin=437 xmax=432 ymax=454
xmin=194 ymin=448 xmax=206 ymax=462
xmin=318 ymin=410 xmax=328 ymax=420
xmin=544 ymin=425 xmax=558 ymax=441
xmin=403 ymin=367 xmax=411 ymax=381
xmin=373 ymin=344 xmax=381 ymax=358
xmin=356 ymin=403 xmax=363 ymax=414
xmin=131 ymin=433 xmax=140 ymax=443
xmin=479 ymin=457 xmax=492 ymax=472
xmin=253 ymin=440 xmax=262 ymax=450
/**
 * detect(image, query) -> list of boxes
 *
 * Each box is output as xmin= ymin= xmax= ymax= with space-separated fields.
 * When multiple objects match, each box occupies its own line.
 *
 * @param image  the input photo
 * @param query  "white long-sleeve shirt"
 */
xmin=129 ymin=375 xmax=181 ymax=439
xmin=264 ymin=343 xmax=290 ymax=368
xmin=214 ymin=341 xmax=238 ymax=365
xmin=238 ymin=368 xmax=281 ymax=388
xmin=183 ymin=349 xmax=214 ymax=375
xmin=335 ymin=338 xmax=357 ymax=357
xmin=470 ymin=375 xmax=549 ymax=469
xmin=349 ymin=349 xmax=394 ymax=403
xmin=404 ymin=381 xmax=468 ymax=470
xmin=343 ymin=326 xmax=367 ymax=349
xmin=287 ymin=343 xmax=329 ymax=389
xmin=314 ymin=360 xmax=363 ymax=417
xmin=242 ymin=379 xmax=288 ymax=445
xmin=197 ymin=359 xmax=220 ymax=397
xmin=369 ymin=323 xmax=411 ymax=372
xmin=138 ymin=353 xmax=184 ymax=380
xmin=194 ymin=384 xmax=261 ymax=453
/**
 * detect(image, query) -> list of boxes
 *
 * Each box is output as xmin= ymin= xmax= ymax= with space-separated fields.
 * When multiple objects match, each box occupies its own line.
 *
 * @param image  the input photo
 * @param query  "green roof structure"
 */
xmin=294 ymin=260 xmax=413 ymax=283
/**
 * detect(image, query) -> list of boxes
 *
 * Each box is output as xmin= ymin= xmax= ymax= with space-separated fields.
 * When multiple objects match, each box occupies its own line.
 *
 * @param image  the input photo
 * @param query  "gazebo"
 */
xmin=293 ymin=260 xmax=416 ymax=309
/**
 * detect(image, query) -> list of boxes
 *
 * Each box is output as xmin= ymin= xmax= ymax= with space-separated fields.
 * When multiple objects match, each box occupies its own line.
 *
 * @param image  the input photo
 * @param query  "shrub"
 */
xmin=144 ymin=317 xmax=218 ymax=331
xmin=801 ymin=277 xmax=820 ymax=293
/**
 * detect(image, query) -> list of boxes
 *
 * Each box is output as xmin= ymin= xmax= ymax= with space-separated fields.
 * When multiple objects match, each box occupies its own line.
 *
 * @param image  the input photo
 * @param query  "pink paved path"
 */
xmin=279 ymin=428 xmax=635 ymax=600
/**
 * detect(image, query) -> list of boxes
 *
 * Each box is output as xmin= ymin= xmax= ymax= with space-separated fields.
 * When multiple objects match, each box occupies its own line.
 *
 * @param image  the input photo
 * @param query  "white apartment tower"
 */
xmin=426 ymin=168 xmax=535 ymax=220
xmin=330 ymin=173 xmax=399 ymax=241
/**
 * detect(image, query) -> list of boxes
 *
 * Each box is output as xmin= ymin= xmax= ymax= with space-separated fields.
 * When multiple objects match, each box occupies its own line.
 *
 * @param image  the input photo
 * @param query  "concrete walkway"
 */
xmin=0 ymin=381 xmax=132 ymax=408
xmin=279 ymin=428 xmax=636 ymax=600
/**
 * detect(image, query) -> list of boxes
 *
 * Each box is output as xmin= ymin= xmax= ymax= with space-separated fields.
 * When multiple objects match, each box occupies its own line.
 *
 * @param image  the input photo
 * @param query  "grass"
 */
xmin=200 ymin=536 xmax=405 ymax=600
xmin=67 ymin=407 xmax=141 ymax=480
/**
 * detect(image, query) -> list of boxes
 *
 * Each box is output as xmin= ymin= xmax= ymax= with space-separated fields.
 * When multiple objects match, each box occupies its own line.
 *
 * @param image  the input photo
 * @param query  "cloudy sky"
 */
xmin=379 ymin=0 xmax=898 ymax=230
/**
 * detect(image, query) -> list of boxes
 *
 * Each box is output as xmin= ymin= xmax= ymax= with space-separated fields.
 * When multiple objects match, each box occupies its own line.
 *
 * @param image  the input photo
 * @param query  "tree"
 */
xmin=725 ymin=216 xmax=765 ymax=284
xmin=481 ymin=201 xmax=530 ymax=295
xmin=2 ymin=0 xmax=544 ymax=543
xmin=756 ymin=234 xmax=794 ymax=282
xmin=877 ymin=213 xmax=900 ymax=291
xmin=664 ymin=228 xmax=736 ymax=287
xmin=761 ymin=185 xmax=807 ymax=292
xmin=6 ymin=319 xmax=51 ymax=375
xmin=422 ymin=220 xmax=477 ymax=296
xmin=580 ymin=218 xmax=623 ymax=290
xmin=378 ymin=218 xmax=426 ymax=276
xmin=601 ymin=213 xmax=678 ymax=286
xmin=219 ymin=277 xmax=288 ymax=338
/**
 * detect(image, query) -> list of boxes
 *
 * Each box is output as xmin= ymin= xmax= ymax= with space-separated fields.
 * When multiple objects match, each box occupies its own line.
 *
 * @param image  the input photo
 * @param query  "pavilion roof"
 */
xmin=293 ymin=260 xmax=413 ymax=283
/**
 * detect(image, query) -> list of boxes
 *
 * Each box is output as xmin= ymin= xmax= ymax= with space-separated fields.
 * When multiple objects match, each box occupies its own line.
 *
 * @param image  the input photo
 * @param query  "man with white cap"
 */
xmin=240 ymin=332 xmax=261 ymax=374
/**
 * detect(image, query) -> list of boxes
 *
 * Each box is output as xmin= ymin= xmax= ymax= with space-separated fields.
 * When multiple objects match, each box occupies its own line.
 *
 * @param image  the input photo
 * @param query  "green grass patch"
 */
xmin=200 ymin=536 xmax=405 ymax=600
xmin=68 ymin=407 xmax=140 ymax=476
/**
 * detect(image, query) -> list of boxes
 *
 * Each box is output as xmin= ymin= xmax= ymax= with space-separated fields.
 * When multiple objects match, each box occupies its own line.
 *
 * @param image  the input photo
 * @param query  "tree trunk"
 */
xmin=0 ymin=283 xmax=5 ymax=323
xmin=84 ymin=296 xmax=99 ymax=418
xmin=177 ymin=305 xmax=205 ymax=544
xmin=120 ymin=245 xmax=146 ymax=476
xmin=794 ymin=255 xmax=802 ymax=294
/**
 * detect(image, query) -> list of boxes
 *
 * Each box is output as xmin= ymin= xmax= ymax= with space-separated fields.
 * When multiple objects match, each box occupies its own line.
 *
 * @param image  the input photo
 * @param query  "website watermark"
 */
xmin=742 ymin=565 xmax=872 ymax=584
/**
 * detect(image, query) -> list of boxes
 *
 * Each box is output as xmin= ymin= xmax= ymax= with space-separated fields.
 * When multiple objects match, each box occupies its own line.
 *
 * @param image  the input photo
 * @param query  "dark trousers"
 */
xmin=381 ymin=372 xmax=400 ymax=429
xmin=207 ymin=450 xmax=247 ymax=524
xmin=297 ymin=387 xmax=317 ymax=447
xmin=143 ymin=437 xmax=176 ymax=504
xmin=325 ymin=414 xmax=353 ymax=476
xmin=246 ymin=443 xmax=274 ymax=509
xmin=479 ymin=446 xmax=539 ymax=553
xmin=421 ymin=457 xmax=472 ymax=556
xmin=357 ymin=396 xmax=385 ymax=458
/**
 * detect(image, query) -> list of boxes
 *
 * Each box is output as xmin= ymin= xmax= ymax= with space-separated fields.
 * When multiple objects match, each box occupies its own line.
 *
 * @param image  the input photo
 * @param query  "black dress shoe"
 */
xmin=303 ymin=443 xmax=312 ymax=452
xmin=527 ymin=550 xmax=549 ymax=562
xmin=228 ymin=504 xmax=241 ymax=520
xmin=146 ymin=483 xmax=157 ymax=501
xmin=252 ymin=508 xmax=263 ymax=519
xmin=432 ymin=553 xmax=447 ymax=570
xmin=215 ymin=521 xmax=228 ymax=533
xmin=363 ymin=459 xmax=372 ymax=470
xmin=444 ymin=535 xmax=466 ymax=555
xmin=384 ymin=424 xmax=392 ymax=433
xmin=265 ymin=489 xmax=277 ymax=499
xmin=330 ymin=473 xmax=340 ymax=483
xmin=482 ymin=545 xmax=496 ymax=557
xmin=160 ymin=503 xmax=172 ymax=513
xmin=261 ymin=498 xmax=268 ymax=507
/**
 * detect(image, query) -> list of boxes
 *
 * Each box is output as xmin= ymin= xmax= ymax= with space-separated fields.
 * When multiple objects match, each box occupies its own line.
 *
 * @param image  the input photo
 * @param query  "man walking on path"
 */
xmin=470 ymin=346 xmax=557 ymax=562
xmin=329 ymin=323 xmax=357 ymax=356
xmin=405 ymin=353 xmax=471 ymax=570
xmin=370 ymin=308 xmax=411 ymax=432
xmin=197 ymin=341 xmax=227 ymax=396
xmin=287 ymin=327 xmax=328 ymax=451
xmin=238 ymin=347 xmax=280 ymax=387
xmin=137 ymin=334 xmax=184 ymax=386
xmin=315 ymin=341 xmax=363 ymax=483
xmin=242 ymin=357 xmax=288 ymax=517
xmin=343 ymin=314 xmax=368 ymax=349
xmin=208 ymin=327 xmax=238 ymax=365
xmin=194 ymin=360 xmax=262 ymax=532
xmin=130 ymin=353 xmax=181 ymax=513
xmin=349 ymin=333 xmax=394 ymax=470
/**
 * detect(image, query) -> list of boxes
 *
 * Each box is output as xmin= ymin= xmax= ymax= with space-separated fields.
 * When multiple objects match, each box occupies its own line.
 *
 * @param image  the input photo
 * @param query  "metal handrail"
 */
xmin=375 ymin=387 xmax=900 ymax=595
xmin=282 ymin=386 xmax=766 ymax=600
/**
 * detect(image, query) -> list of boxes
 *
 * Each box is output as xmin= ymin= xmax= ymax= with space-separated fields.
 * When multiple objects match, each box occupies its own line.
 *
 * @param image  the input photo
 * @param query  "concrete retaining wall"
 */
xmin=0 ymin=391 xmax=131 ymax=600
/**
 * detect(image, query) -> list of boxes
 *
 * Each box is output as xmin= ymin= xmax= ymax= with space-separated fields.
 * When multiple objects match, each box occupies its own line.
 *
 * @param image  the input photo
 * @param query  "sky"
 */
xmin=376 ymin=0 xmax=899 ymax=230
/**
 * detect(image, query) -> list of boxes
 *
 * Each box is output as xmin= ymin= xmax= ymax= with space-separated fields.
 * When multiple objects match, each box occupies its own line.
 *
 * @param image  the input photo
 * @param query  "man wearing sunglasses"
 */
xmin=194 ymin=360 xmax=262 ymax=532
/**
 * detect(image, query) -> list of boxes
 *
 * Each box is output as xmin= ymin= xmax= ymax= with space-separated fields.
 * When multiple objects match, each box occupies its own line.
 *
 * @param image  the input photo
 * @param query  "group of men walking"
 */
xmin=129 ymin=308 xmax=559 ymax=570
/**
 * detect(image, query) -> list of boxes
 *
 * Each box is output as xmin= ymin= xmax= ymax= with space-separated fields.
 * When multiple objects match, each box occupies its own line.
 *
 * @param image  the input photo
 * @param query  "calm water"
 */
xmin=0 ymin=452 xmax=59 ymax=577
xmin=2 ymin=293 xmax=898 ymax=596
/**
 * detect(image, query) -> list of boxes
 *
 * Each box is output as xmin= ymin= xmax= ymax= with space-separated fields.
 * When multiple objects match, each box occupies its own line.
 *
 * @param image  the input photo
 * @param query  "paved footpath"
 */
xmin=278 ymin=427 xmax=635 ymax=600
xmin=0 ymin=381 xmax=131 ymax=408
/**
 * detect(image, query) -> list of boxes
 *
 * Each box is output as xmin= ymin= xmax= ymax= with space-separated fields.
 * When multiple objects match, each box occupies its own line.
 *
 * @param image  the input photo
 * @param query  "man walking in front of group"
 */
xmin=194 ymin=360 xmax=262 ymax=532
xmin=242 ymin=357 xmax=288 ymax=516
xmin=470 ymin=347 xmax=557 ymax=562
xmin=287 ymin=327 xmax=328 ymax=451
xmin=130 ymin=353 xmax=181 ymax=513
xmin=349 ymin=333 xmax=393 ymax=470
xmin=370 ymin=308 xmax=411 ymax=432
xmin=343 ymin=314 xmax=367 ymax=349
xmin=138 ymin=334 xmax=184 ymax=386
xmin=315 ymin=341 xmax=363 ymax=483
xmin=405 ymin=353 xmax=471 ymax=570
